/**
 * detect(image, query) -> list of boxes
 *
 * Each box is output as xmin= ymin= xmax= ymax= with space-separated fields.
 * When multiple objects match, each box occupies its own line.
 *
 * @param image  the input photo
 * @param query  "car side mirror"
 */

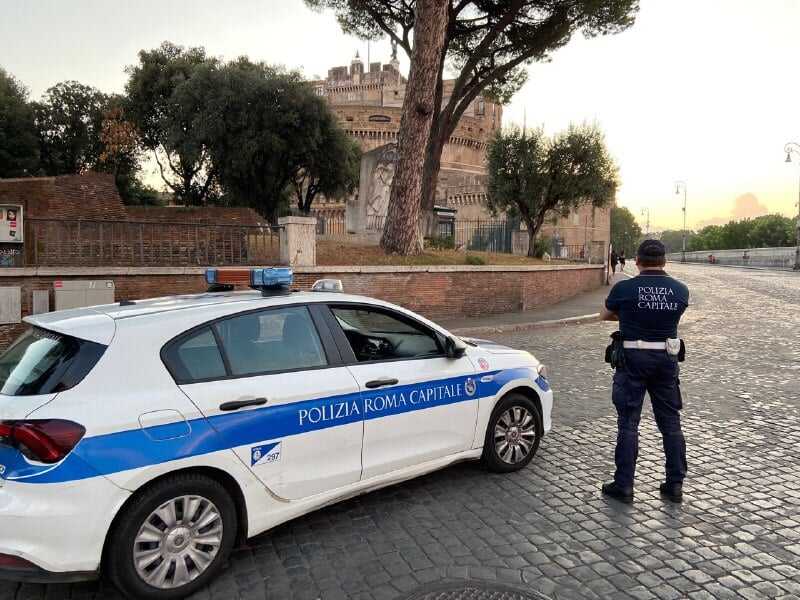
xmin=445 ymin=336 xmax=467 ymax=359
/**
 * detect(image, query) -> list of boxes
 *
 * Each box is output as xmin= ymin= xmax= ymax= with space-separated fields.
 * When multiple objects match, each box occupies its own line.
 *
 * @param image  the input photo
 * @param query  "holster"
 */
xmin=605 ymin=331 xmax=625 ymax=369
xmin=667 ymin=338 xmax=687 ymax=362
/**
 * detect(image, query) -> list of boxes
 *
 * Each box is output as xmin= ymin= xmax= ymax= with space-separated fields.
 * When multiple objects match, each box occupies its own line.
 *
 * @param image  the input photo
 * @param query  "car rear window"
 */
xmin=162 ymin=327 xmax=227 ymax=383
xmin=0 ymin=327 xmax=107 ymax=396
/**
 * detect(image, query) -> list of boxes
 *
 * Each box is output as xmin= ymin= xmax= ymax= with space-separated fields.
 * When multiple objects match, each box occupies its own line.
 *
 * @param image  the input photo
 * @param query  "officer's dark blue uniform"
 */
xmin=601 ymin=240 xmax=690 ymax=504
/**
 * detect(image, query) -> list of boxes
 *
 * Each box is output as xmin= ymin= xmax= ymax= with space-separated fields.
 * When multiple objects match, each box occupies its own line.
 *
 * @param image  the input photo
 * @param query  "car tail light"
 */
xmin=0 ymin=419 xmax=85 ymax=464
xmin=0 ymin=553 xmax=38 ymax=570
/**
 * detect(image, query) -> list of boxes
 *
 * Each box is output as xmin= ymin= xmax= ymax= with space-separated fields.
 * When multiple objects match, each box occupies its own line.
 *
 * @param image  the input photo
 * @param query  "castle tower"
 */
xmin=350 ymin=51 xmax=364 ymax=84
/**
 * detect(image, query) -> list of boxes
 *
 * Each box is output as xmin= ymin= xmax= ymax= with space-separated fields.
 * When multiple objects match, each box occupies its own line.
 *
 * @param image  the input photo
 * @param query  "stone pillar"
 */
xmin=278 ymin=216 xmax=317 ymax=267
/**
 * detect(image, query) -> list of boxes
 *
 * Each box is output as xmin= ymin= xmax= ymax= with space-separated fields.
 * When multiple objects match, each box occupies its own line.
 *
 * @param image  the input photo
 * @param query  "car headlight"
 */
xmin=536 ymin=363 xmax=548 ymax=379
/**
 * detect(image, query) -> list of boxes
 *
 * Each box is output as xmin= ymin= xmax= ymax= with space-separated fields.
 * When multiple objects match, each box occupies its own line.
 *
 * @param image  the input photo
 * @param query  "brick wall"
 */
xmin=125 ymin=206 xmax=266 ymax=225
xmin=0 ymin=172 xmax=127 ymax=220
xmin=0 ymin=265 xmax=603 ymax=350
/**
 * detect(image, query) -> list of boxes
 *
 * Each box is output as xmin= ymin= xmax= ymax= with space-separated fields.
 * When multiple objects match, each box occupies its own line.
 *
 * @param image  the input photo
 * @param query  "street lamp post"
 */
xmin=783 ymin=142 xmax=800 ymax=271
xmin=675 ymin=181 xmax=688 ymax=263
xmin=640 ymin=207 xmax=651 ymax=236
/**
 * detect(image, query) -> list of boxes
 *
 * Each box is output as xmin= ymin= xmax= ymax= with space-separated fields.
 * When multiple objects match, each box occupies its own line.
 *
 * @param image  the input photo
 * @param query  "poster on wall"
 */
xmin=0 ymin=205 xmax=23 ymax=244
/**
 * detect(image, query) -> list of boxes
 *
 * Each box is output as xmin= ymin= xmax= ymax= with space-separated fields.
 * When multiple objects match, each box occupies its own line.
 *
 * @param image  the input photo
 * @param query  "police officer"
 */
xmin=600 ymin=239 xmax=690 ymax=504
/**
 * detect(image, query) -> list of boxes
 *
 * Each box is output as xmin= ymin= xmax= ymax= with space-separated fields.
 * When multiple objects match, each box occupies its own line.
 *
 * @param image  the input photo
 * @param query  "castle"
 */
xmin=312 ymin=50 xmax=609 ymax=250
xmin=311 ymin=48 xmax=502 ymax=220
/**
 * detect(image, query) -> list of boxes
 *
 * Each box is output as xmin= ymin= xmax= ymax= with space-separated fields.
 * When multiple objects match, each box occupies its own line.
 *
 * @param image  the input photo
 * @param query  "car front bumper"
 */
xmin=0 ymin=474 xmax=130 ymax=578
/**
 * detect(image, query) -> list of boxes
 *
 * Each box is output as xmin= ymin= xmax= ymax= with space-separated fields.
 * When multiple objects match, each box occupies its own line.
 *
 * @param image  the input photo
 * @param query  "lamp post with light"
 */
xmin=783 ymin=142 xmax=800 ymax=271
xmin=641 ymin=207 xmax=651 ymax=236
xmin=674 ymin=181 xmax=688 ymax=263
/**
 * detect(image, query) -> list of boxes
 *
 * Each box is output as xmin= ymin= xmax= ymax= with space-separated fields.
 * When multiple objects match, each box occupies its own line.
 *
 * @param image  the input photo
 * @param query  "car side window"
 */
xmin=330 ymin=306 xmax=442 ymax=362
xmin=214 ymin=306 xmax=327 ymax=376
xmin=164 ymin=327 xmax=227 ymax=383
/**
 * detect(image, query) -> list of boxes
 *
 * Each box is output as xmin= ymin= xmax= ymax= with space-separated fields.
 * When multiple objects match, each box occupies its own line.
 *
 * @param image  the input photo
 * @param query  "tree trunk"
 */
xmin=380 ymin=0 xmax=449 ymax=255
xmin=527 ymin=226 xmax=537 ymax=258
xmin=420 ymin=121 xmax=447 ymax=237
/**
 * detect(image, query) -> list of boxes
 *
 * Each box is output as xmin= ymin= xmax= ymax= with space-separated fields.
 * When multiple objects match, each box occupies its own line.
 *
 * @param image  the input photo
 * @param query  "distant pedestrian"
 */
xmin=610 ymin=250 xmax=619 ymax=275
xmin=619 ymin=250 xmax=626 ymax=272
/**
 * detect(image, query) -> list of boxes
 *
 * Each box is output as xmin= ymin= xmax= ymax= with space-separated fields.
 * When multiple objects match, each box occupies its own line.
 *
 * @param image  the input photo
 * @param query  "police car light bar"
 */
xmin=205 ymin=267 xmax=294 ymax=292
xmin=311 ymin=279 xmax=343 ymax=293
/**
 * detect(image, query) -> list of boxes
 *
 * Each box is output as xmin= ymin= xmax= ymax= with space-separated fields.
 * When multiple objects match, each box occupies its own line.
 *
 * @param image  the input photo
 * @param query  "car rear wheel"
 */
xmin=106 ymin=473 xmax=237 ymax=600
xmin=482 ymin=393 xmax=542 ymax=473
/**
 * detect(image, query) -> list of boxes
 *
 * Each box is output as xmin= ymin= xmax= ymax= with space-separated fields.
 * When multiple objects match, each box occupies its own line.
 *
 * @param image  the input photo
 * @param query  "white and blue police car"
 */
xmin=0 ymin=268 xmax=552 ymax=599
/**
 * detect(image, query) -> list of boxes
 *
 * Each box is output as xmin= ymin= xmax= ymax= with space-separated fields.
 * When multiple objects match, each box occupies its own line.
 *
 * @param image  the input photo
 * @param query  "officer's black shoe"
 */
xmin=601 ymin=481 xmax=633 ymax=504
xmin=659 ymin=482 xmax=683 ymax=503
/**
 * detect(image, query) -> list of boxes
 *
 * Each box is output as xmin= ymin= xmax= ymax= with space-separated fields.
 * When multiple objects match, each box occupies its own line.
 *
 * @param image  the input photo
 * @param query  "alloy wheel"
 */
xmin=494 ymin=406 xmax=537 ymax=464
xmin=132 ymin=495 xmax=223 ymax=589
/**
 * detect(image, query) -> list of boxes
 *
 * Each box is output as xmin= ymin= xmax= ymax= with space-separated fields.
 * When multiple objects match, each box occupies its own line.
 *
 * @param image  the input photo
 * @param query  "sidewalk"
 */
xmin=443 ymin=271 xmax=628 ymax=336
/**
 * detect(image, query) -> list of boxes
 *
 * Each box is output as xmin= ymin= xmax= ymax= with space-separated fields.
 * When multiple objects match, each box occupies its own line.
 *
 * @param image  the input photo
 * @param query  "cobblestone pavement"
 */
xmin=2 ymin=263 xmax=799 ymax=600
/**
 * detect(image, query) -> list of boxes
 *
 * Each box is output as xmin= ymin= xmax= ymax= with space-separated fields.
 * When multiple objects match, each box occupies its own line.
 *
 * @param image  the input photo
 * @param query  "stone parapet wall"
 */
xmin=0 ymin=264 xmax=603 ymax=350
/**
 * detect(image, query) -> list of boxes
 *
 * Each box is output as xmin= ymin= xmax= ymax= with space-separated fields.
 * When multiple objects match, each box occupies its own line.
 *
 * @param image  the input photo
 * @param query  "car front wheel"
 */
xmin=482 ymin=393 xmax=542 ymax=473
xmin=106 ymin=473 xmax=237 ymax=600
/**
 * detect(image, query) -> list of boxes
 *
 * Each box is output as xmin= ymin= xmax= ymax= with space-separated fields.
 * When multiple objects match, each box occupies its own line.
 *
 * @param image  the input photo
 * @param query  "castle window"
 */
xmin=368 ymin=114 xmax=391 ymax=123
xmin=476 ymin=98 xmax=486 ymax=116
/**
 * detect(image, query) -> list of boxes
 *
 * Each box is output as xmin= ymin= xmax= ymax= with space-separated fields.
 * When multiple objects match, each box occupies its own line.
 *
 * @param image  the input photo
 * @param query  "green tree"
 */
xmin=291 ymin=124 xmax=361 ymax=214
xmin=658 ymin=229 xmax=693 ymax=254
xmin=196 ymin=59 xmax=354 ymax=219
xmin=307 ymin=0 xmax=639 ymax=233
xmin=486 ymin=124 xmax=618 ymax=257
xmin=0 ymin=68 xmax=39 ymax=177
xmin=97 ymin=99 xmax=154 ymax=204
xmin=125 ymin=42 xmax=219 ymax=205
xmin=33 ymin=81 xmax=108 ymax=175
xmin=748 ymin=214 xmax=794 ymax=248
xmin=611 ymin=206 xmax=642 ymax=256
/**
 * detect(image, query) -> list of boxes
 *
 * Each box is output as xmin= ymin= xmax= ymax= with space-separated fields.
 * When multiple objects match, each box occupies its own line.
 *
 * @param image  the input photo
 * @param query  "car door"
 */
xmin=322 ymin=303 xmax=479 ymax=480
xmin=164 ymin=303 xmax=363 ymax=501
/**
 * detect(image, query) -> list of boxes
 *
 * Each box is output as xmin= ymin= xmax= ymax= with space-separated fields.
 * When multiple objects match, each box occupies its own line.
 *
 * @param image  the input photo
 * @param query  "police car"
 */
xmin=0 ymin=268 xmax=552 ymax=599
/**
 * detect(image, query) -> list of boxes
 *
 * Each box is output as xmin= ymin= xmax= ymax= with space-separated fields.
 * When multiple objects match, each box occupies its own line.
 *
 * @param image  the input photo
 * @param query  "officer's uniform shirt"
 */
xmin=605 ymin=270 xmax=689 ymax=342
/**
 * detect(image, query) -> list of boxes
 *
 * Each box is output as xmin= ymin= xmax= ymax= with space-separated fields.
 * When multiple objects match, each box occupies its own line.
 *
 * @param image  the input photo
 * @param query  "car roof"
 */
xmin=24 ymin=290 xmax=403 ymax=345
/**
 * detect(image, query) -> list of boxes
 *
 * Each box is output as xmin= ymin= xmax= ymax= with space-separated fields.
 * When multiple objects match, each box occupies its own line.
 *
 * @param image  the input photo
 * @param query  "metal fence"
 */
xmin=668 ymin=247 xmax=798 ymax=270
xmin=25 ymin=218 xmax=281 ymax=267
xmin=316 ymin=214 xmax=346 ymax=236
xmin=451 ymin=219 xmax=515 ymax=253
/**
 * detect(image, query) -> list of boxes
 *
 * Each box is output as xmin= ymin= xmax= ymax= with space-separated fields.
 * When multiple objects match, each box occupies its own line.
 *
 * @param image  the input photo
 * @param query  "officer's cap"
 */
xmin=637 ymin=239 xmax=666 ymax=259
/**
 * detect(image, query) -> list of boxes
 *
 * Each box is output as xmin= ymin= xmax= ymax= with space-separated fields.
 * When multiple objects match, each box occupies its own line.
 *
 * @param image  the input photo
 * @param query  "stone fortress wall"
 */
xmin=312 ymin=51 xmax=610 ymax=249
xmin=311 ymin=51 xmax=502 ymax=217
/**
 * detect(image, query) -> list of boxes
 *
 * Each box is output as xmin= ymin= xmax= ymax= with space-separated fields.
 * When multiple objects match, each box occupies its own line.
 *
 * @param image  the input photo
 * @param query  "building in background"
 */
xmin=311 ymin=49 xmax=502 ymax=220
xmin=312 ymin=50 xmax=609 ymax=254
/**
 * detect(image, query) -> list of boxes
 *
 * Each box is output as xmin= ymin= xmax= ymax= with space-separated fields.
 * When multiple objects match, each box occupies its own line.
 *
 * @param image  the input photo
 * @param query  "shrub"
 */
xmin=465 ymin=254 xmax=486 ymax=265
xmin=426 ymin=235 xmax=455 ymax=250
xmin=532 ymin=235 xmax=552 ymax=259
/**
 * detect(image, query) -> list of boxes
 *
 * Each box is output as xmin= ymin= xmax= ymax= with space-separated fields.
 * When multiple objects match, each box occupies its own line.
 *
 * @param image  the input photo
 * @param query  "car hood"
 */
xmin=461 ymin=337 xmax=541 ymax=368
xmin=462 ymin=337 xmax=526 ymax=355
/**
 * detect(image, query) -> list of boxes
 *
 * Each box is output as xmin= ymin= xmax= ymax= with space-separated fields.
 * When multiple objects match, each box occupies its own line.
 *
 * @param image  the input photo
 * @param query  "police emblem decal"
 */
xmin=477 ymin=358 xmax=490 ymax=371
xmin=464 ymin=378 xmax=477 ymax=397
xmin=251 ymin=442 xmax=281 ymax=466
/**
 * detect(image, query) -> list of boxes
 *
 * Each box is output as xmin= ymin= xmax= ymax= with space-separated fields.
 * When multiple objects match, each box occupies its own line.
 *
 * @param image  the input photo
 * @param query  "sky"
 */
xmin=2 ymin=0 xmax=799 ymax=231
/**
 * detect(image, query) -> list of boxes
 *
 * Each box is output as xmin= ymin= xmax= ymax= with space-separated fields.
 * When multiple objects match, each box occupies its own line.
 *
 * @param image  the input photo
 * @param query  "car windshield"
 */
xmin=0 ymin=327 xmax=106 ymax=396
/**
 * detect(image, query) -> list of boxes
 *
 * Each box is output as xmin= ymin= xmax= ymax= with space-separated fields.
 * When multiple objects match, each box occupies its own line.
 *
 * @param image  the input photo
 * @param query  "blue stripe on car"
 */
xmin=1 ymin=368 xmax=542 ymax=484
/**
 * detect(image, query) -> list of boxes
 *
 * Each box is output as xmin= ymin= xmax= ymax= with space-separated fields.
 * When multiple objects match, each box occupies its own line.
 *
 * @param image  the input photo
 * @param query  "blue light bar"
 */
xmin=250 ymin=267 xmax=293 ymax=290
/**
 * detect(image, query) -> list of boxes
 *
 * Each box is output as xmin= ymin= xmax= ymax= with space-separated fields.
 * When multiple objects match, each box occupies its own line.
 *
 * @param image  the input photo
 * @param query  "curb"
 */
xmin=451 ymin=312 xmax=601 ymax=337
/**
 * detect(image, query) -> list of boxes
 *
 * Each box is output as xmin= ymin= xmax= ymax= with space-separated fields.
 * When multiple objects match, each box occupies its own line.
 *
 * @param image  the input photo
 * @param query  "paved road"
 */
xmin=3 ymin=263 xmax=800 ymax=600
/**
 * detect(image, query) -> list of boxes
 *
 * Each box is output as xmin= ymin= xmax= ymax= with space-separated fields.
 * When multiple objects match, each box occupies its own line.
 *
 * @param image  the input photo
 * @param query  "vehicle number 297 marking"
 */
xmin=251 ymin=442 xmax=281 ymax=466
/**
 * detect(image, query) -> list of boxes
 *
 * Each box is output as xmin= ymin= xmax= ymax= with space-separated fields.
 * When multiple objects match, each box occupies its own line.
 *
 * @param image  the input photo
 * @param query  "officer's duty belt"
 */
xmin=622 ymin=340 xmax=667 ymax=350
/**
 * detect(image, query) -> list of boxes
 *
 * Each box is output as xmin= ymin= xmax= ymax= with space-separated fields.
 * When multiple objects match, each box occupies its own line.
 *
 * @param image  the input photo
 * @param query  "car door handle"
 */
xmin=219 ymin=397 xmax=268 ymax=412
xmin=365 ymin=378 xmax=399 ymax=389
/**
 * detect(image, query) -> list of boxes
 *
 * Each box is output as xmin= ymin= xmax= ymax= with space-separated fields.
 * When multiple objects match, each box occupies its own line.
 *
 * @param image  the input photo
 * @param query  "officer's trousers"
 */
xmin=612 ymin=349 xmax=687 ymax=490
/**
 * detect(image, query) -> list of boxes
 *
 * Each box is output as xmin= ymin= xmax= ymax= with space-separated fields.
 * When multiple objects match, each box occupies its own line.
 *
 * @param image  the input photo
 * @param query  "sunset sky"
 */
xmin=2 ymin=0 xmax=799 ymax=231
